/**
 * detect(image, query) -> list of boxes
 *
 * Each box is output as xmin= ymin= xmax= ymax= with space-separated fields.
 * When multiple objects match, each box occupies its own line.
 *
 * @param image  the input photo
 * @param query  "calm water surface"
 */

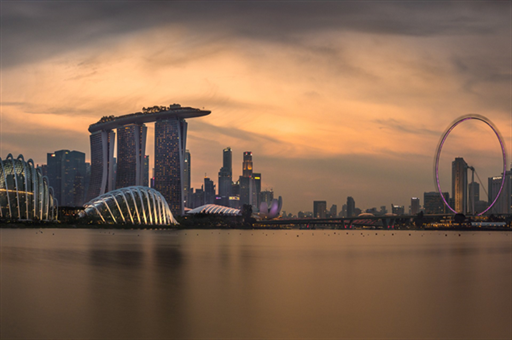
xmin=1 ymin=229 xmax=511 ymax=339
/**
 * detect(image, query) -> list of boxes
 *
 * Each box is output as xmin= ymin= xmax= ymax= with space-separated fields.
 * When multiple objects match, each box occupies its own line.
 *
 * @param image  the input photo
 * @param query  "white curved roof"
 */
xmin=83 ymin=186 xmax=177 ymax=225
xmin=187 ymin=204 xmax=241 ymax=216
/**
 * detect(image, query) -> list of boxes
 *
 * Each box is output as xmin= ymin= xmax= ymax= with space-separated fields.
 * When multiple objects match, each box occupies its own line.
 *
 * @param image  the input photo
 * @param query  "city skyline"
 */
xmin=1 ymin=2 xmax=511 ymax=214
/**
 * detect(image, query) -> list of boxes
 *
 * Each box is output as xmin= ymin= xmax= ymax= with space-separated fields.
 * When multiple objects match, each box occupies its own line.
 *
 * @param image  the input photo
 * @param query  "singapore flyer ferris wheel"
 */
xmin=434 ymin=114 xmax=507 ymax=216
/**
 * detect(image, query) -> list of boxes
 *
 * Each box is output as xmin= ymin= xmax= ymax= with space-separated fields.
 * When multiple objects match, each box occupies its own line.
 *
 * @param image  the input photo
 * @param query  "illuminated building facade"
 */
xmin=243 ymin=151 xmax=253 ymax=177
xmin=116 ymin=123 xmax=147 ymax=189
xmin=47 ymin=150 xmax=86 ymax=206
xmin=154 ymin=118 xmax=187 ymax=216
xmin=452 ymin=157 xmax=468 ymax=213
xmin=1 ymin=154 xmax=57 ymax=221
xmin=87 ymin=105 xmax=210 ymax=215
xmin=82 ymin=186 xmax=177 ymax=225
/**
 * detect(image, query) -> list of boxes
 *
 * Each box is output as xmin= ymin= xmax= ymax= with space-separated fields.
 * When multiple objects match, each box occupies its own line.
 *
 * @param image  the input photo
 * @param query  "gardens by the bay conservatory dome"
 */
xmin=82 ymin=186 xmax=178 ymax=225
xmin=0 ymin=154 xmax=58 ymax=221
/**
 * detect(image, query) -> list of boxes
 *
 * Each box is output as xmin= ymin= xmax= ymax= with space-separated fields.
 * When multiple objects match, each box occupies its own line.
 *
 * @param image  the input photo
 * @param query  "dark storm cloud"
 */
xmin=2 ymin=1 xmax=507 ymax=68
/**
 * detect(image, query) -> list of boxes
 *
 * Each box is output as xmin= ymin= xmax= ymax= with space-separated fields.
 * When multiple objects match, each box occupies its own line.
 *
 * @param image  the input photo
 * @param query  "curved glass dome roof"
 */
xmin=0 ymin=154 xmax=57 ymax=221
xmin=83 ymin=186 xmax=178 ymax=225
xmin=187 ymin=204 xmax=241 ymax=216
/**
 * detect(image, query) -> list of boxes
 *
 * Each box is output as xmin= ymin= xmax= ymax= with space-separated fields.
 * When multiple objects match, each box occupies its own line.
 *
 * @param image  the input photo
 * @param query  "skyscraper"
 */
xmin=347 ymin=196 xmax=355 ymax=217
xmin=243 ymin=152 xmax=253 ymax=178
xmin=410 ymin=197 xmax=420 ymax=215
xmin=116 ymin=123 xmax=147 ymax=189
xmin=218 ymin=147 xmax=232 ymax=206
xmin=47 ymin=150 xmax=86 ymax=206
xmin=204 ymin=177 xmax=215 ymax=204
xmin=488 ymin=171 xmax=512 ymax=214
xmin=154 ymin=118 xmax=187 ymax=216
xmin=143 ymin=155 xmax=149 ymax=187
xmin=452 ymin=157 xmax=468 ymax=214
xmin=253 ymin=172 xmax=261 ymax=207
xmin=314 ymin=201 xmax=327 ymax=218
xmin=423 ymin=191 xmax=449 ymax=214
xmin=87 ymin=129 xmax=115 ymax=201
xmin=87 ymin=105 xmax=210 ymax=214
xmin=468 ymin=181 xmax=479 ymax=214
xmin=329 ymin=204 xmax=337 ymax=218
xmin=183 ymin=150 xmax=191 ymax=207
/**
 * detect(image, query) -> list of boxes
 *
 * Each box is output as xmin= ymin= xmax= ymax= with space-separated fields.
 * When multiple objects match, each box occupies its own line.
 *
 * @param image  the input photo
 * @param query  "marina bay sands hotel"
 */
xmin=86 ymin=104 xmax=211 ymax=215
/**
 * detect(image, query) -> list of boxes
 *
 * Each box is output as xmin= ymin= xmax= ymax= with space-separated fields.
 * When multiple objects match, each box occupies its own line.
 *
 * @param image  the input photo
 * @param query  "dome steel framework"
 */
xmin=187 ymin=204 xmax=241 ymax=216
xmin=83 ymin=186 xmax=178 ymax=225
xmin=0 ymin=154 xmax=57 ymax=221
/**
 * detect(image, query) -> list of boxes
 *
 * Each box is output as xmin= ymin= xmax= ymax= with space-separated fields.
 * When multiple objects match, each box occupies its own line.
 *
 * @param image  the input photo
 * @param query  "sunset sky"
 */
xmin=1 ymin=1 xmax=511 ymax=214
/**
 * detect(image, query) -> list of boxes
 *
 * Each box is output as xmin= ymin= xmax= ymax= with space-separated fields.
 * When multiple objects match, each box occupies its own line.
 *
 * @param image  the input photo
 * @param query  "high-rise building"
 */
xmin=47 ymin=150 xmax=86 ymax=206
xmin=253 ymin=172 xmax=261 ymax=207
xmin=204 ymin=177 xmax=215 ymax=204
xmin=423 ymin=191 xmax=449 ymax=214
xmin=116 ymin=123 xmax=147 ymax=189
xmin=411 ymin=197 xmax=420 ymax=215
xmin=243 ymin=151 xmax=253 ymax=178
xmin=239 ymin=175 xmax=251 ymax=206
xmin=143 ymin=155 xmax=149 ymax=187
xmin=488 ymin=171 xmax=512 ymax=214
xmin=87 ymin=129 xmax=115 ymax=201
xmin=183 ymin=150 xmax=191 ymax=207
xmin=468 ymin=181 xmax=479 ymax=214
xmin=87 ymin=105 xmax=210 ymax=215
xmin=452 ymin=157 xmax=468 ymax=214
xmin=329 ymin=204 xmax=337 ymax=218
xmin=347 ymin=197 xmax=355 ymax=217
xmin=391 ymin=204 xmax=405 ymax=215
xmin=313 ymin=201 xmax=327 ymax=218
xmin=154 ymin=118 xmax=188 ymax=216
xmin=218 ymin=147 xmax=232 ymax=206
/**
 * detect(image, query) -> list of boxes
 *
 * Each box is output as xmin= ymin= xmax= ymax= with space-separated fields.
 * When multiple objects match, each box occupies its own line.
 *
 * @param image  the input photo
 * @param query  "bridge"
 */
xmin=253 ymin=213 xmax=512 ymax=229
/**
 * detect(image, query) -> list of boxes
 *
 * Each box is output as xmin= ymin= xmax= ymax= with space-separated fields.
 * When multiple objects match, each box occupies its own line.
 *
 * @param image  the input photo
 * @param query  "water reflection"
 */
xmin=1 ymin=229 xmax=510 ymax=339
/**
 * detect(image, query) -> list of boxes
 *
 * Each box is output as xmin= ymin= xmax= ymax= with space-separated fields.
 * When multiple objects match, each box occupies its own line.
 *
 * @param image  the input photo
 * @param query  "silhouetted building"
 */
xmin=423 ymin=191 xmax=449 ymax=214
xmin=87 ymin=129 xmax=115 ymax=201
xmin=47 ymin=150 xmax=86 ymax=206
xmin=143 ymin=155 xmax=149 ymax=187
xmin=239 ymin=176 xmax=251 ymax=206
xmin=347 ymin=197 xmax=355 ymax=217
xmin=204 ymin=177 xmax=216 ymax=205
xmin=452 ymin=157 xmax=468 ymax=213
xmin=218 ymin=147 xmax=232 ymax=206
xmin=411 ymin=197 xmax=420 ymax=215
xmin=391 ymin=204 xmax=404 ymax=215
xmin=488 ymin=171 xmax=512 ymax=214
xmin=154 ymin=118 xmax=187 ymax=216
xmin=253 ymin=172 xmax=261 ymax=207
xmin=184 ymin=150 xmax=191 ymax=207
xmin=329 ymin=204 xmax=337 ymax=218
xmin=116 ymin=123 xmax=147 ymax=189
xmin=468 ymin=181 xmax=479 ymax=214
xmin=313 ymin=201 xmax=327 ymax=218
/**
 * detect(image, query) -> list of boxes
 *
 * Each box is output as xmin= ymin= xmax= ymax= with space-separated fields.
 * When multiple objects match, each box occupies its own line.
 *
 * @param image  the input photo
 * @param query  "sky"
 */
xmin=1 ymin=1 xmax=511 ymax=214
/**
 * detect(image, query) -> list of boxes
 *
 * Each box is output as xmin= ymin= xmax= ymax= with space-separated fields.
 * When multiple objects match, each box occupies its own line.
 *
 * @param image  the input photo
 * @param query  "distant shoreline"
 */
xmin=0 ymin=223 xmax=510 ymax=232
